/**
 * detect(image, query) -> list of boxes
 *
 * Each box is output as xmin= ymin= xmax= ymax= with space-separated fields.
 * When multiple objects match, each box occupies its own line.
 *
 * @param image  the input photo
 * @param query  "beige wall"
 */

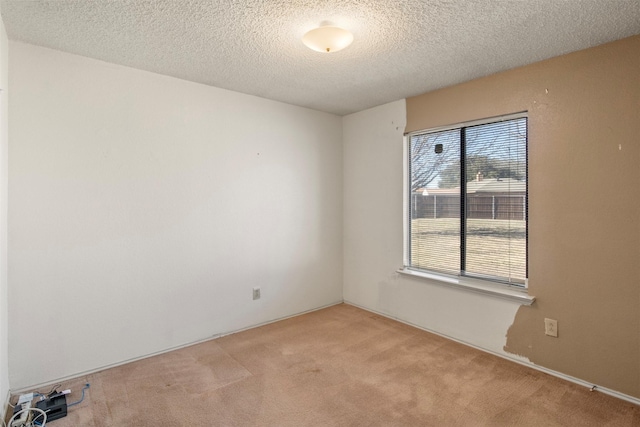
xmin=406 ymin=35 xmax=640 ymax=398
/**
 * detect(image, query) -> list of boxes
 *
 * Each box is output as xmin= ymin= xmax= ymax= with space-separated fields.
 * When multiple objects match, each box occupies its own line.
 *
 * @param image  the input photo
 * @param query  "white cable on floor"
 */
xmin=7 ymin=407 xmax=47 ymax=427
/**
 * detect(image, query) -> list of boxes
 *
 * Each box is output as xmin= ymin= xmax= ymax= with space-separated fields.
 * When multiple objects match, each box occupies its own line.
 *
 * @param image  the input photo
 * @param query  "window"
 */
xmin=406 ymin=114 xmax=527 ymax=287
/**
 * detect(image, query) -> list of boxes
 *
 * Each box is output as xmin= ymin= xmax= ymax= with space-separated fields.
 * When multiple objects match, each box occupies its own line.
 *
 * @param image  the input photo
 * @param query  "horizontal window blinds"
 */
xmin=408 ymin=116 xmax=527 ymax=285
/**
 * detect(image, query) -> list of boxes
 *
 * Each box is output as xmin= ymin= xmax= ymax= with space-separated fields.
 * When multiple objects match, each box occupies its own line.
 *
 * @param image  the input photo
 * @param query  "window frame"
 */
xmin=401 ymin=112 xmax=534 ymax=305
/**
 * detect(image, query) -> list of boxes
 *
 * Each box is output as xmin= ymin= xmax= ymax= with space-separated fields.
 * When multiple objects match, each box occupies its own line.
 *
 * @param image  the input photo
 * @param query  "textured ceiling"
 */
xmin=1 ymin=0 xmax=639 ymax=115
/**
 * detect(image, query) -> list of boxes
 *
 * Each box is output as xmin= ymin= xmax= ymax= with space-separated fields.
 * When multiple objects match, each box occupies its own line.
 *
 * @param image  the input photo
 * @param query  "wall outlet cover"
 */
xmin=544 ymin=318 xmax=558 ymax=337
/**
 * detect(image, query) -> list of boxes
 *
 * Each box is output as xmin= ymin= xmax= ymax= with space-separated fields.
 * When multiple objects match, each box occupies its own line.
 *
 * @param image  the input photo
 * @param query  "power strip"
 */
xmin=10 ymin=402 xmax=32 ymax=427
xmin=10 ymin=393 xmax=35 ymax=427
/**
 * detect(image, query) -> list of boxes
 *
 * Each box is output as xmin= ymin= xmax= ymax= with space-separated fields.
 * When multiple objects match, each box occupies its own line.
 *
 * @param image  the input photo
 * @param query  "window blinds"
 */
xmin=409 ymin=116 xmax=527 ymax=285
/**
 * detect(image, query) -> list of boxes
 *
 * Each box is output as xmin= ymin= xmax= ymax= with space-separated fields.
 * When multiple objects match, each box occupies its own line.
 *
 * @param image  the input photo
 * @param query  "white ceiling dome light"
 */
xmin=302 ymin=25 xmax=354 ymax=53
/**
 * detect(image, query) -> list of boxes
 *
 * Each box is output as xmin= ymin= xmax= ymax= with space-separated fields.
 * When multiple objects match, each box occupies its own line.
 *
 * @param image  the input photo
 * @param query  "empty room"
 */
xmin=0 ymin=1 xmax=639 ymax=426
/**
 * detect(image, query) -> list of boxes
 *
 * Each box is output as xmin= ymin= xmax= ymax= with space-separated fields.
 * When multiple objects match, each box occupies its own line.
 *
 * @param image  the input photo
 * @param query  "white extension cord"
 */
xmin=8 ymin=407 xmax=47 ymax=427
xmin=10 ymin=394 xmax=32 ymax=427
xmin=8 ymin=393 xmax=47 ymax=427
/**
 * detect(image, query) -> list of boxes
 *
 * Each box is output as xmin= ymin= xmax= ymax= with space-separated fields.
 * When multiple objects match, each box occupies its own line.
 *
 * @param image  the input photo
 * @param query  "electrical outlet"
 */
xmin=544 ymin=318 xmax=558 ymax=337
xmin=252 ymin=287 xmax=261 ymax=300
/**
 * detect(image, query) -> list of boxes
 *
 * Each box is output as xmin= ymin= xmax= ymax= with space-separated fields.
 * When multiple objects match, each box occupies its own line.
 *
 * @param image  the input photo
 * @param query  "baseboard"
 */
xmin=12 ymin=300 xmax=344 ymax=394
xmin=344 ymin=300 xmax=640 ymax=407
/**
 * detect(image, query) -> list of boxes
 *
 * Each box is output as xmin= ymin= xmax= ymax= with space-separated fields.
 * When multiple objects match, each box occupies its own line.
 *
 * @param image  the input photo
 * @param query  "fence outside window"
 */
xmin=411 ymin=193 xmax=526 ymax=221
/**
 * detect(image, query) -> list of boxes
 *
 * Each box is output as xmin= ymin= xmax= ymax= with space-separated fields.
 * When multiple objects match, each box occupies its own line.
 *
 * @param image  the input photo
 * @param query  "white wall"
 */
xmin=0 ymin=18 xmax=9 ymax=407
xmin=8 ymin=42 xmax=343 ymax=388
xmin=343 ymin=100 xmax=522 ymax=356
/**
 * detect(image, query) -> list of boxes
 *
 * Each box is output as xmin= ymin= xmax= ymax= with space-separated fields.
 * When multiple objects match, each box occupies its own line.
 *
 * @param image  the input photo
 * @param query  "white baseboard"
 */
xmin=344 ymin=300 xmax=640 ymax=407
xmin=12 ymin=300 xmax=344 ymax=394
xmin=14 ymin=299 xmax=638 ymax=408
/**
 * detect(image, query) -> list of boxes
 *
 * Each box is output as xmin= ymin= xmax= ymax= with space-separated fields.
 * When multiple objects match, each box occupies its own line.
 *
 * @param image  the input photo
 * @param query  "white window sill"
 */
xmin=397 ymin=268 xmax=535 ymax=306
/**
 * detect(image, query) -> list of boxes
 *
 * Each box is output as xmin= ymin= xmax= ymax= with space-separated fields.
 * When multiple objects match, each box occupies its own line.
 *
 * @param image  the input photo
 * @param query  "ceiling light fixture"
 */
xmin=302 ymin=25 xmax=353 ymax=53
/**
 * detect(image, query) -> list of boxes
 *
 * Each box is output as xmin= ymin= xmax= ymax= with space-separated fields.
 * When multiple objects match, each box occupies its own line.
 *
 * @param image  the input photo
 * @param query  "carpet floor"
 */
xmin=10 ymin=303 xmax=640 ymax=426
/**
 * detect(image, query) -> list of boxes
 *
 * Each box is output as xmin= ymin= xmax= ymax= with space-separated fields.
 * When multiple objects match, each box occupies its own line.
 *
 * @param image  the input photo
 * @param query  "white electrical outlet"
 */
xmin=544 ymin=318 xmax=558 ymax=337
xmin=253 ymin=287 xmax=261 ymax=300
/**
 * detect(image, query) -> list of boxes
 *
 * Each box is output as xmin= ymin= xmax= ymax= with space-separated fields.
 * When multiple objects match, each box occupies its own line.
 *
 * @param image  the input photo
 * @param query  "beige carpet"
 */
xmin=9 ymin=304 xmax=640 ymax=426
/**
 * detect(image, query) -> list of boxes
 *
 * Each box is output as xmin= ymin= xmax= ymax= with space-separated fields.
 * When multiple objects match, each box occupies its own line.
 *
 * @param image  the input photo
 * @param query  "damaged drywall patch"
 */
xmin=503 ymin=304 xmax=537 ymax=359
